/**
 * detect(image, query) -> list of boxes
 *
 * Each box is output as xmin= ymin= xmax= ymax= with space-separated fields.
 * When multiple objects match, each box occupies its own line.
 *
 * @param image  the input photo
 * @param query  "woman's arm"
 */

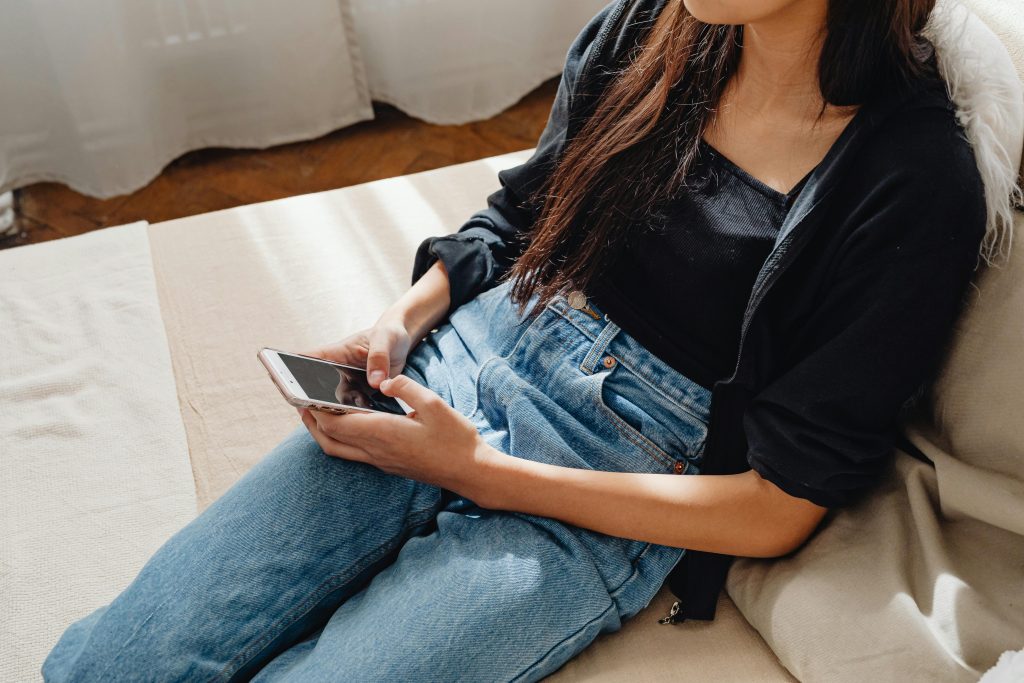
xmin=307 ymin=260 xmax=453 ymax=387
xmin=409 ymin=4 xmax=616 ymax=317
xmin=473 ymin=453 xmax=827 ymax=558
xmin=385 ymin=260 xmax=452 ymax=341
xmin=346 ymin=9 xmax=619 ymax=384
xmin=459 ymin=115 xmax=983 ymax=558
xmin=302 ymin=368 xmax=826 ymax=559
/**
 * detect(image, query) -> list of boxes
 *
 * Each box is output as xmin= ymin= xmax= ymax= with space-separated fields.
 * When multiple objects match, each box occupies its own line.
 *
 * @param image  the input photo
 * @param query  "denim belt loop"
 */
xmin=580 ymin=317 xmax=622 ymax=374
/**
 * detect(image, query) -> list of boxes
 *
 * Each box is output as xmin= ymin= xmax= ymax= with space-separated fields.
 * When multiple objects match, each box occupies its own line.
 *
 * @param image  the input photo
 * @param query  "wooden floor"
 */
xmin=1 ymin=79 xmax=558 ymax=250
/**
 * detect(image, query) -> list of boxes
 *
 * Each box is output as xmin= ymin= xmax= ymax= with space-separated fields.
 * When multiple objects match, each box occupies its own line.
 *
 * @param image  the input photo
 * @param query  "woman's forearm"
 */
xmin=383 ymin=260 xmax=452 ymax=340
xmin=386 ymin=263 xmax=826 ymax=557
xmin=472 ymin=450 xmax=827 ymax=558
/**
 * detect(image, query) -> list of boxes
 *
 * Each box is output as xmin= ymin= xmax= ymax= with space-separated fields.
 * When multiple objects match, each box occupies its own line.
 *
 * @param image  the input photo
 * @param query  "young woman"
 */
xmin=45 ymin=0 xmax=988 ymax=680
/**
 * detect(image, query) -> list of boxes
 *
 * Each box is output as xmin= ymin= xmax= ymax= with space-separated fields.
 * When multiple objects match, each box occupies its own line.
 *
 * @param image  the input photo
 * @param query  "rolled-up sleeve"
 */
xmin=411 ymin=3 xmax=616 ymax=315
xmin=743 ymin=145 xmax=987 ymax=508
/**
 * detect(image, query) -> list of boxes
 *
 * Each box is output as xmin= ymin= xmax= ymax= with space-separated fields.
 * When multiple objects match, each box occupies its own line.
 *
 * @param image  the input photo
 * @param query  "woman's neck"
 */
xmin=702 ymin=0 xmax=857 ymax=194
xmin=733 ymin=2 xmax=829 ymax=120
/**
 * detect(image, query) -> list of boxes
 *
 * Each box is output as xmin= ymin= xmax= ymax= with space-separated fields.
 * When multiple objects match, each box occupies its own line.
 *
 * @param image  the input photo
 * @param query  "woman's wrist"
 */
xmin=381 ymin=260 xmax=452 ymax=340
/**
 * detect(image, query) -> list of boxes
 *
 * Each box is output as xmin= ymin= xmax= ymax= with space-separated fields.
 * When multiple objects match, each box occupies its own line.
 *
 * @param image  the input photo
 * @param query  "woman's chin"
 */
xmin=682 ymin=0 xmax=797 ymax=25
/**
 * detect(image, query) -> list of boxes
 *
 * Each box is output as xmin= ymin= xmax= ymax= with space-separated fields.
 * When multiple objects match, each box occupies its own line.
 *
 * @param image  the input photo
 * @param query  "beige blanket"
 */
xmin=0 ymin=224 xmax=197 ymax=682
xmin=150 ymin=153 xmax=534 ymax=509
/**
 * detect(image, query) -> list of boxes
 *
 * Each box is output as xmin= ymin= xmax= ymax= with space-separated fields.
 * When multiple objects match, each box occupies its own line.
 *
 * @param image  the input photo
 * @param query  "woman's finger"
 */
xmin=299 ymin=410 xmax=373 ymax=463
xmin=323 ymin=440 xmax=373 ymax=463
xmin=366 ymin=363 xmax=388 ymax=388
xmin=310 ymin=409 xmax=387 ymax=444
xmin=300 ymin=408 xmax=325 ymax=440
xmin=365 ymin=338 xmax=391 ymax=388
xmin=301 ymin=330 xmax=372 ymax=365
xmin=379 ymin=375 xmax=444 ymax=417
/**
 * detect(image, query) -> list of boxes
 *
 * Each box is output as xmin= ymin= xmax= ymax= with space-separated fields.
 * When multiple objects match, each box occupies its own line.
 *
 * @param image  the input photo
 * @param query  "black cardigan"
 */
xmin=411 ymin=0 xmax=987 ymax=621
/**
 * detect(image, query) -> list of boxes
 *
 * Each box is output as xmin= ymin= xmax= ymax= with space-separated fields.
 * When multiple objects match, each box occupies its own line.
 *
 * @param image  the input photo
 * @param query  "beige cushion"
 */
xmin=729 ymin=444 xmax=1024 ymax=682
xmin=928 ymin=0 xmax=1024 ymax=535
xmin=150 ymin=154 xmax=792 ymax=680
xmin=727 ymin=4 xmax=1024 ymax=679
xmin=548 ymin=591 xmax=793 ymax=682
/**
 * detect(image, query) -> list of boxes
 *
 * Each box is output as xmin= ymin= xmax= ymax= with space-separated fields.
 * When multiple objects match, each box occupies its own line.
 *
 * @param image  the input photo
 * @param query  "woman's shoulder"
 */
xmin=840 ymin=77 xmax=988 ymax=248
xmin=860 ymin=76 xmax=977 ymax=177
xmin=831 ymin=78 xmax=991 ymax=262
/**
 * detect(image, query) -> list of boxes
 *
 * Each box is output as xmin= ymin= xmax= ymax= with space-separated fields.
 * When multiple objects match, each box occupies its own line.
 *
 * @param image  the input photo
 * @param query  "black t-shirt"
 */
xmin=592 ymin=140 xmax=814 ymax=390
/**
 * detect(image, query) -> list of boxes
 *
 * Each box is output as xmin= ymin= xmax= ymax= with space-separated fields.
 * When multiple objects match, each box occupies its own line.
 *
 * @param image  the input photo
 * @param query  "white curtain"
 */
xmin=350 ymin=0 xmax=610 ymax=125
xmin=0 ymin=0 xmax=608 ymax=199
xmin=0 ymin=0 xmax=372 ymax=198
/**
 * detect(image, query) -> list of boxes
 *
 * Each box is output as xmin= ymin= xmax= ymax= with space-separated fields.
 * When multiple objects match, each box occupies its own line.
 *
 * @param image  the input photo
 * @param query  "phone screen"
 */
xmin=278 ymin=353 xmax=407 ymax=415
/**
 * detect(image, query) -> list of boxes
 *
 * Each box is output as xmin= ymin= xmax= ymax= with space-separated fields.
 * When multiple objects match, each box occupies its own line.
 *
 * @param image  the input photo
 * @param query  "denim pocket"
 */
xmin=594 ymin=363 xmax=708 ymax=474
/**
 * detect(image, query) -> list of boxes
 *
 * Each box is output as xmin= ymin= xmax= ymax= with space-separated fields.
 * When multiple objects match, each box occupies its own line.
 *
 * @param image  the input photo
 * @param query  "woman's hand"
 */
xmin=304 ymin=313 xmax=413 ymax=389
xmin=298 ymin=375 xmax=501 ymax=498
xmin=306 ymin=259 xmax=453 ymax=388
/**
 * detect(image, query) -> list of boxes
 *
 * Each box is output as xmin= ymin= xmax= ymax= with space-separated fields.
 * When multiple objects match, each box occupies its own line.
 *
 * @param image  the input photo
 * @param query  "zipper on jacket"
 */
xmin=729 ymin=189 xmax=831 ymax=382
xmin=658 ymin=600 xmax=682 ymax=625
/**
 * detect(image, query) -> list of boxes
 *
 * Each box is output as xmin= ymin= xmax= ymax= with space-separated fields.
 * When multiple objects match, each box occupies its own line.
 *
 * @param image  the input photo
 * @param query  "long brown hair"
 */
xmin=506 ymin=0 xmax=938 ymax=317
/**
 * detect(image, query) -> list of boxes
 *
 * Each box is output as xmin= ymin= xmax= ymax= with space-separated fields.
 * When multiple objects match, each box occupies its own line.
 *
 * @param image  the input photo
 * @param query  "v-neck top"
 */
xmin=589 ymin=140 xmax=816 ymax=389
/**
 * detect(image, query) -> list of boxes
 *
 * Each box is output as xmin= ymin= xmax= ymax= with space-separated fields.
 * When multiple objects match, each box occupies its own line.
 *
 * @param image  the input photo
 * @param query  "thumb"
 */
xmin=365 ymin=348 xmax=390 ymax=388
xmin=378 ymin=375 xmax=441 ymax=415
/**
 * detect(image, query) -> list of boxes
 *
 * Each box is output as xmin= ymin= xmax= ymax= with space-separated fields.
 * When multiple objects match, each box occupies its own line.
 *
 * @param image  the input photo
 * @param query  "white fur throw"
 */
xmin=980 ymin=650 xmax=1024 ymax=683
xmin=925 ymin=0 xmax=1024 ymax=261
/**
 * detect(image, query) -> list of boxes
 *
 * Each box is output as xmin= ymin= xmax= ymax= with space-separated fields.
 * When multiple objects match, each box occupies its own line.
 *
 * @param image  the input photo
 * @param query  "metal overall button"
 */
xmin=567 ymin=289 xmax=601 ymax=320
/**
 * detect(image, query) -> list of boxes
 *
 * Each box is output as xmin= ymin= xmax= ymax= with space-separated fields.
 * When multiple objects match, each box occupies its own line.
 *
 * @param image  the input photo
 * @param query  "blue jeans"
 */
xmin=43 ymin=281 xmax=712 ymax=682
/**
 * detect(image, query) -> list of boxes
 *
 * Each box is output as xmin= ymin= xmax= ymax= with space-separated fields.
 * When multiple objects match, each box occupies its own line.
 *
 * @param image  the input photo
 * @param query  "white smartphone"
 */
xmin=258 ymin=347 xmax=412 ymax=416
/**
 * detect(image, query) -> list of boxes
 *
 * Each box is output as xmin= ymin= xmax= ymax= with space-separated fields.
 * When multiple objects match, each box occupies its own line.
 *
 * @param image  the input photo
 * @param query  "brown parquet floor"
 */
xmin=1 ymin=79 xmax=558 ymax=251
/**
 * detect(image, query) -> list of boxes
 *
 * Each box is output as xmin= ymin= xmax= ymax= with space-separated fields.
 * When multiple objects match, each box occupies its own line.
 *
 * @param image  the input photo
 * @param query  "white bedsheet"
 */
xmin=0 ymin=223 xmax=196 ymax=682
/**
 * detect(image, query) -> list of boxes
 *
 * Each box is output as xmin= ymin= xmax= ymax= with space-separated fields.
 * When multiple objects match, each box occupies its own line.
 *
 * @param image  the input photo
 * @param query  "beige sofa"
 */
xmin=1 ymin=1 xmax=1021 ymax=680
